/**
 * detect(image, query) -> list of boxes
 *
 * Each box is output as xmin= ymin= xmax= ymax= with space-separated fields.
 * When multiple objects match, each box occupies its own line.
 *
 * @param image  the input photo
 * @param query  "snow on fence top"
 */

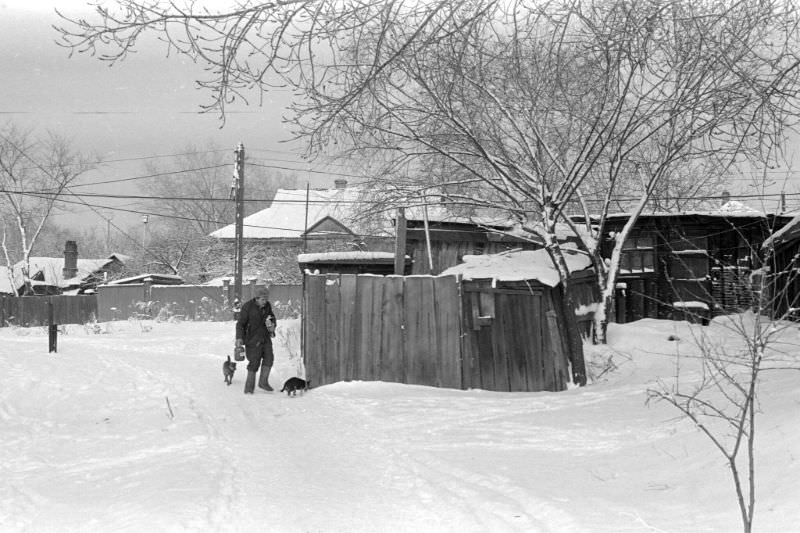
xmin=297 ymin=251 xmax=398 ymax=263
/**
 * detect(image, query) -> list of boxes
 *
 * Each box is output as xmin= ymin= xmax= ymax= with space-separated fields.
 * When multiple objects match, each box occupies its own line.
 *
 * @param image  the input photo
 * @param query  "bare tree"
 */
xmin=56 ymin=1 xmax=800 ymax=344
xmin=134 ymin=143 xmax=298 ymax=281
xmin=0 ymin=123 xmax=92 ymax=295
xmin=647 ymin=237 xmax=800 ymax=533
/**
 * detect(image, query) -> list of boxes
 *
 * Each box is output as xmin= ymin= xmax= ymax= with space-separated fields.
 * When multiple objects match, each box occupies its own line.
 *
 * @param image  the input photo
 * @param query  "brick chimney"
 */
xmin=63 ymin=240 xmax=78 ymax=279
xmin=334 ymin=179 xmax=347 ymax=189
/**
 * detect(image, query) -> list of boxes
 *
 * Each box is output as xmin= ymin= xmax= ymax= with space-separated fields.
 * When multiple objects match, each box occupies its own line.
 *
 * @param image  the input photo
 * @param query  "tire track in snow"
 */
xmin=104 ymin=344 xmax=247 ymax=532
xmin=402 ymin=451 xmax=580 ymax=532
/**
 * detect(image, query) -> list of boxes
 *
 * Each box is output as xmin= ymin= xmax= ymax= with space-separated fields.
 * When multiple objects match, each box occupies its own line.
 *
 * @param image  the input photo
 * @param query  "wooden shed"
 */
xmin=403 ymin=218 xmax=542 ymax=275
xmin=302 ymin=248 xmax=595 ymax=392
xmin=575 ymin=203 xmax=791 ymax=323
xmin=760 ymin=214 xmax=800 ymax=319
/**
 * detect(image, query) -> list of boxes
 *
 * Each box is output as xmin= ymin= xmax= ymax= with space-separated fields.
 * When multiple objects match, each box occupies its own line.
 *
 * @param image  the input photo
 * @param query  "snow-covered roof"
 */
xmin=763 ymin=212 xmax=800 ymax=249
xmin=298 ymin=251 xmax=398 ymax=263
xmin=27 ymin=257 xmax=115 ymax=287
xmin=3 ymin=254 xmax=125 ymax=292
xmin=210 ymin=187 xmax=392 ymax=240
xmin=440 ymin=246 xmax=591 ymax=287
xmin=403 ymin=203 xmax=517 ymax=228
xmin=105 ymin=273 xmax=184 ymax=285
xmin=605 ymin=200 xmax=768 ymax=220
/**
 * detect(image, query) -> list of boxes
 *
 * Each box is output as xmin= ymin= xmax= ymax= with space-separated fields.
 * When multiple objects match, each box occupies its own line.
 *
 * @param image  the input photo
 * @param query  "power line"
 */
xmin=248 ymin=162 xmax=365 ymax=179
xmin=18 ymin=190 xmax=335 ymax=234
xmin=6 ymin=188 xmax=799 ymax=205
xmin=64 ymin=164 xmax=229 ymax=189
xmin=16 ymin=148 xmax=233 ymax=172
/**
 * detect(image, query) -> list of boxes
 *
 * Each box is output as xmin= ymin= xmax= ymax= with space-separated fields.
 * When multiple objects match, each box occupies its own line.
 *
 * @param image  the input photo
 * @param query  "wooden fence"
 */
xmin=0 ymin=295 xmax=97 ymax=327
xmin=96 ymin=282 xmax=303 ymax=321
xmin=303 ymin=272 xmax=594 ymax=392
xmin=0 ymin=283 xmax=302 ymax=326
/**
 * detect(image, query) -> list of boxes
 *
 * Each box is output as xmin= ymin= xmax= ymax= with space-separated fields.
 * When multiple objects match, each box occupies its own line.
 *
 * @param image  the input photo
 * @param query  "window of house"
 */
xmin=620 ymin=235 xmax=656 ymax=274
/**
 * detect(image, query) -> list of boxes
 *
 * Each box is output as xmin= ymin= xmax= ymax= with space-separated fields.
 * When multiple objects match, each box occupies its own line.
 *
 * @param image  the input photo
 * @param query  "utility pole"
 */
xmin=233 ymin=143 xmax=245 ymax=304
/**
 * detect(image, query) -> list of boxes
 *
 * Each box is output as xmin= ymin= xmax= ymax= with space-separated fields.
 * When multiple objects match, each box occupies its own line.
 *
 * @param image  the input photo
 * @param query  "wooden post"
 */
xmin=394 ymin=207 xmax=406 ymax=275
xmin=233 ymin=143 xmax=245 ymax=303
xmin=422 ymin=197 xmax=434 ymax=274
xmin=48 ymin=298 xmax=57 ymax=353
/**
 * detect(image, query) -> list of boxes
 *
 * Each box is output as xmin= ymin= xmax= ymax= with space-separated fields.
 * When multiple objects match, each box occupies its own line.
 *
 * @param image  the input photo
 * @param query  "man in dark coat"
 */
xmin=235 ymin=287 xmax=277 ymax=394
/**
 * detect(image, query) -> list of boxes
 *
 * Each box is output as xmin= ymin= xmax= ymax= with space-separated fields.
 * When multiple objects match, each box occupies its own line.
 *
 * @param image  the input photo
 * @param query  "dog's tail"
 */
xmin=226 ymin=355 xmax=231 ymax=363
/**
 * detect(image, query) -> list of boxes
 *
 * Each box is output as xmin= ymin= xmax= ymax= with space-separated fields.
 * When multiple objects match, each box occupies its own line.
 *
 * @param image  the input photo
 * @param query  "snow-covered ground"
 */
xmin=1 ymin=316 xmax=798 ymax=532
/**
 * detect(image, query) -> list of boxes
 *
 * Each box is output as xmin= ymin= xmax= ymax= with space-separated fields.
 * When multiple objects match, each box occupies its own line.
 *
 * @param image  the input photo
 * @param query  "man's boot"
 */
xmin=244 ymin=371 xmax=256 ymax=394
xmin=258 ymin=366 xmax=273 ymax=391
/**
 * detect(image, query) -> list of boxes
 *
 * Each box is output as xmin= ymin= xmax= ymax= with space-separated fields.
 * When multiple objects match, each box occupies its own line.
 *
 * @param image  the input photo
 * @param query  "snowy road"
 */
xmin=1 ymin=318 xmax=798 ymax=532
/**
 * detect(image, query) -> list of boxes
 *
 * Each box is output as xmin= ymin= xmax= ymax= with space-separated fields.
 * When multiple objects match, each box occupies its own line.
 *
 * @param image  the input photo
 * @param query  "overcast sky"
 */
xmin=1 ymin=2 xmax=322 ymax=235
xmin=2 ymin=1 xmax=799 ymax=240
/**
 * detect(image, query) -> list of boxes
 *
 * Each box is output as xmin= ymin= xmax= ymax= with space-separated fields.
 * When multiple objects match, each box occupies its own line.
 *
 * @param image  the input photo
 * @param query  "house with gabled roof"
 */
xmin=210 ymin=180 xmax=392 ymax=246
xmin=208 ymin=180 xmax=395 ymax=283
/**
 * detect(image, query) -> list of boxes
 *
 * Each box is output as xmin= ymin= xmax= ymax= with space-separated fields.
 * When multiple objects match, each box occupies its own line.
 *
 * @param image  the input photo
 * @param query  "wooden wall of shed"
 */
xmin=303 ymin=272 xmax=586 ymax=392
xmin=460 ymin=281 xmax=580 ymax=392
xmin=407 ymin=238 xmax=539 ymax=275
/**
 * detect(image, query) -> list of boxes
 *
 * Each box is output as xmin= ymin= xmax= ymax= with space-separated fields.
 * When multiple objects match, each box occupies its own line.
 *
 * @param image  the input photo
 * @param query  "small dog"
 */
xmin=280 ymin=377 xmax=311 ymax=396
xmin=222 ymin=355 xmax=237 ymax=386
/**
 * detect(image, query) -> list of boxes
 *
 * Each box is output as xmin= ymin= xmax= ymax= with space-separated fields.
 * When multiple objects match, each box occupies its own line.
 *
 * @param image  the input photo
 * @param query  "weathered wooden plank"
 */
xmin=551 ymin=295 xmax=574 ymax=390
xmin=488 ymin=292 xmax=510 ymax=392
xmin=459 ymin=288 xmax=479 ymax=389
xmin=476 ymin=326 xmax=495 ymax=390
xmin=530 ymin=298 xmax=545 ymax=391
xmin=435 ymin=276 xmax=462 ymax=389
xmin=339 ymin=274 xmax=358 ymax=381
xmin=421 ymin=277 xmax=440 ymax=386
xmin=527 ymin=292 xmax=544 ymax=391
xmin=502 ymin=294 xmax=529 ymax=392
xmin=324 ymin=274 xmax=342 ymax=383
xmin=404 ymin=277 xmax=435 ymax=386
xmin=403 ymin=277 xmax=422 ymax=384
xmin=381 ymin=276 xmax=405 ymax=383
xmin=542 ymin=306 xmax=559 ymax=392
xmin=356 ymin=276 xmax=379 ymax=381
xmin=303 ymin=275 xmax=326 ymax=386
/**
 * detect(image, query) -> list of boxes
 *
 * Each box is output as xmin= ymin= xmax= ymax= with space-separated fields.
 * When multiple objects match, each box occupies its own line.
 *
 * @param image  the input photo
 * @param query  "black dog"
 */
xmin=222 ymin=355 xmax=237 ymax=386
xmin=280 ymin=377 xmax=311 ymax=396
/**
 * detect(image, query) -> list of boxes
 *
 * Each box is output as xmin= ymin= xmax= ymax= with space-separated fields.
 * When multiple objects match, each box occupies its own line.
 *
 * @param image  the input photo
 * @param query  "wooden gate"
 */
xmin=303 ymin=273 xmax=462 ymax=389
